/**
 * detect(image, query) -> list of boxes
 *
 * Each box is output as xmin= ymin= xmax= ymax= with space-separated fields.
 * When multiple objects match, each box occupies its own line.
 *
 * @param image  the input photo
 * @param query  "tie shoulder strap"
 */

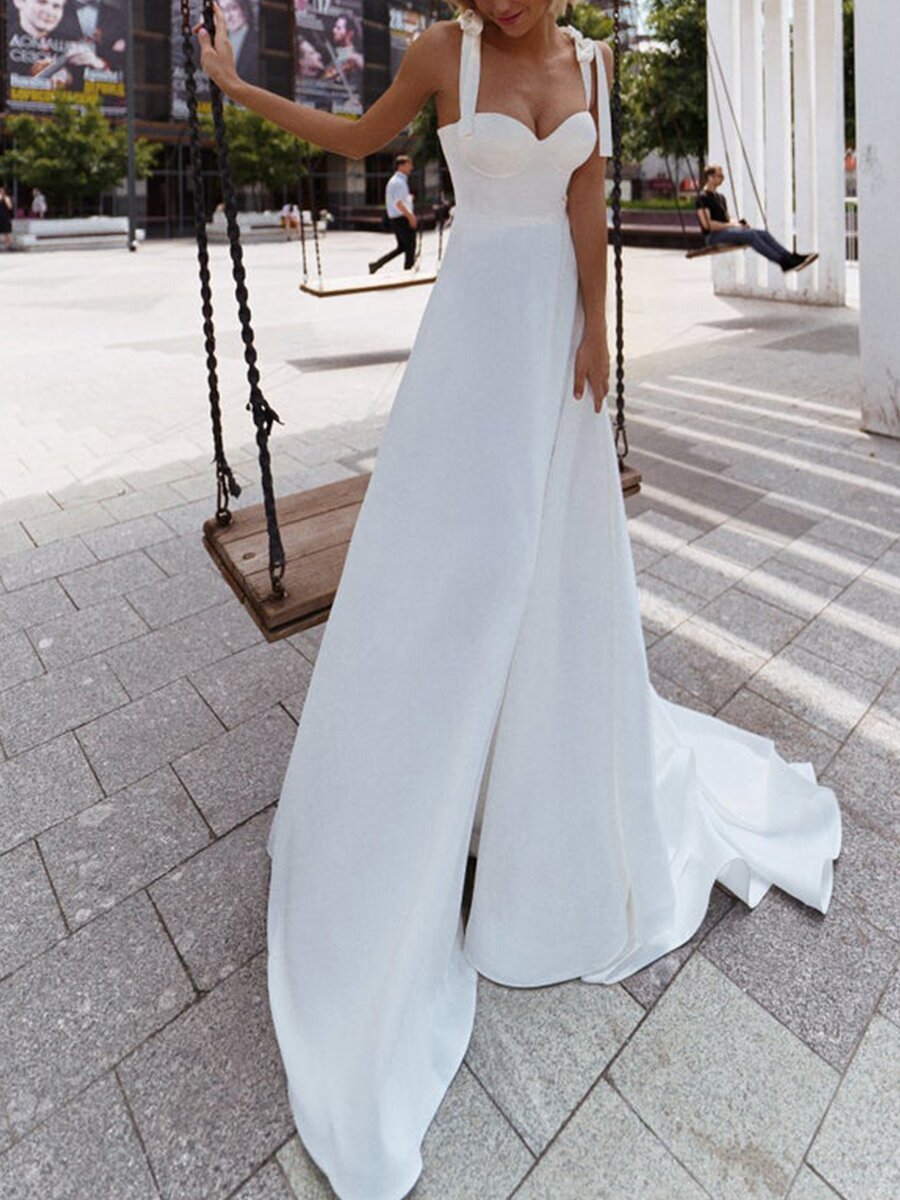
xmin=457 ymin=9 xmax=483 ymax=138
xmin=562 ymin=25 xmax=613 ymax=158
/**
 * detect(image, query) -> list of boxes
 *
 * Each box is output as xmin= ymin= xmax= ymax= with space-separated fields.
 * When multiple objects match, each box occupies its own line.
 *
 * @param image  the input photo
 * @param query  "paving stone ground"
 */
xmin=1 ymin=239 xmax=898 ymax=1198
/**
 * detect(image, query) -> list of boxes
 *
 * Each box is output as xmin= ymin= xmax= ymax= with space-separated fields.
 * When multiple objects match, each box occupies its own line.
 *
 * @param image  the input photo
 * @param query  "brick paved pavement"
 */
xmin=0 ymin=238 xmax=898 ymax=1199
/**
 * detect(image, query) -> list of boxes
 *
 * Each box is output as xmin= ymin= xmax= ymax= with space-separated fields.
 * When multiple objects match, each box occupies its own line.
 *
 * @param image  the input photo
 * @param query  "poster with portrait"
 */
xmin=6 ymin=0 xmax=127 ymax=113
xmin=388 ymin=4 xmax=429 ymax=80
xmin=171 ymin=0 xmax=260 ymax=120
xmin=294 ymin=0 xmax=363 ymax=118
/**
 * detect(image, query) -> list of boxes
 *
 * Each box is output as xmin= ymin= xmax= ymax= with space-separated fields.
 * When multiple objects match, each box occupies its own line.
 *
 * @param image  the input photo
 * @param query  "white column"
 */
xmin=739 ymin=0 xmax=765 ymax=290
xmin=857 ymin=0 xmax=900 ymax=436
xmin=708 ymin=0 xmax=741 ymax=293
xmin=811 ymin=0 xmax=846 ymax=303
xmin=792 ymin=0 xmax=817 ymax=296
xmin=763 ymin=0 xmax=792 ymax=292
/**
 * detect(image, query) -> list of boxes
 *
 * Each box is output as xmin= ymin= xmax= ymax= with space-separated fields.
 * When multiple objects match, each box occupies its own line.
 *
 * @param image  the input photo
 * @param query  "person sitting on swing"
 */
xmin=696 ymin=165 xmax=817 ymax=272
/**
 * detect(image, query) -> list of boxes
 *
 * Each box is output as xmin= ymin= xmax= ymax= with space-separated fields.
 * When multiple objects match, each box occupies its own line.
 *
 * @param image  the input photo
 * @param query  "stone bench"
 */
xmin=206 ymin=210 xmax=330 ymax=243
xmin=12 ymin=217 xmax=145 ymax=251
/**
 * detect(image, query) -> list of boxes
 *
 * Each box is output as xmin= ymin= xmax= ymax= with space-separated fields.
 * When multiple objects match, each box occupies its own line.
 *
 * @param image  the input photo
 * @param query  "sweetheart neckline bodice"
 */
xmin=437 ymin=108 xmax=595 ymax=147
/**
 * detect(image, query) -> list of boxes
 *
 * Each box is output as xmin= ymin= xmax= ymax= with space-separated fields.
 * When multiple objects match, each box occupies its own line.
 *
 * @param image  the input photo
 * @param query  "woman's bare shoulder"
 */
xmin=399 ymin=20 xmax=461 ymax=84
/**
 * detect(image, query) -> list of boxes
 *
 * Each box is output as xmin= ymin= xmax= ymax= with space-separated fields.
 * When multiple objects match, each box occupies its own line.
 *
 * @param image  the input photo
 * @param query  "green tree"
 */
xmin=0 ymin=97 xmax=159 ymax=215
xmin=621 ymin=0 xmax=706 ymax=178
xmin=565 ymin=2 xmax=614 ymax=41
xmin=202 ymin=106 xmax=322 ymax=208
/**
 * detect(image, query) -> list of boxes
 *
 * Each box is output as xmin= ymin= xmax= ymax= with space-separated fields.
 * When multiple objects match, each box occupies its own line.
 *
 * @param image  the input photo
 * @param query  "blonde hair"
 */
xmin=454 ymin=0 xmax=571 ymax=21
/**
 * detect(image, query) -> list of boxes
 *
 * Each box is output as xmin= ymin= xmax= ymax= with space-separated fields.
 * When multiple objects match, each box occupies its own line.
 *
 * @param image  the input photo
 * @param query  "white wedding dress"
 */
xmin=266 ymin=14 xmax=842 ymax=1200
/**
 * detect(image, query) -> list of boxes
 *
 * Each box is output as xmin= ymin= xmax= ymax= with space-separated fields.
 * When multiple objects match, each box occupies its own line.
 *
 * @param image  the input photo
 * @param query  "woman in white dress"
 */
xmin=198 ymin=5 xmax=842 ymax=1197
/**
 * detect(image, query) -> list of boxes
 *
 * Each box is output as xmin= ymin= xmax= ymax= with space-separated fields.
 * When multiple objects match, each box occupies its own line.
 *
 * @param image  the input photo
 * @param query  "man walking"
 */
xmin=696 ymin=165 xmax=817 ymax=273
xmin=369 ymin=155 xmax=417 ymax=275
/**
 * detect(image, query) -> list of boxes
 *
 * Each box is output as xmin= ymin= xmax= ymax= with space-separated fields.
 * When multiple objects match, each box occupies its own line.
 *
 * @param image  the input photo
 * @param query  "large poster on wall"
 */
xmin=171 ymin=0 xmax=260 ymax=120
xmin=388 ymin=4 xmax=429 ymax=80
xmin=6 ymin=0 xmax=127 ymax=113
xmin=295 ymin=0 xmax=363 ymax=117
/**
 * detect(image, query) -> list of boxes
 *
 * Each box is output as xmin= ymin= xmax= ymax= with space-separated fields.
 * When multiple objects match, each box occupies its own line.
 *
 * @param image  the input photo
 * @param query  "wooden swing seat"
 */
xmin=685 ymin=242 xmax=748 ymax=260
xmin=300 ymin=272 xmax=438 ymax=299
xmin=205 ymin=463 xmax=642 ymax=641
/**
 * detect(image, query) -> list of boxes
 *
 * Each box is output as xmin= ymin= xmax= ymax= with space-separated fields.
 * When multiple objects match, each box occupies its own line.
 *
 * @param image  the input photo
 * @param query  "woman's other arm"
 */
xmin=197 ymin=7 xmax=453 ymax=159
xmin=567 ymin=40 xmax=613 ymax=411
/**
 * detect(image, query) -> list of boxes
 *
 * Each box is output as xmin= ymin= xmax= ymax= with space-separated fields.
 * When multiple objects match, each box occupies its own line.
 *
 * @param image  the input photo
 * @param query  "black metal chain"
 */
xmin=198 ymin=1 xmax=287 ymax=598
xmin=179 ymin=0 xmax=241 ymax=525
xmin=611 ymin=0 xmax=628 ymax=461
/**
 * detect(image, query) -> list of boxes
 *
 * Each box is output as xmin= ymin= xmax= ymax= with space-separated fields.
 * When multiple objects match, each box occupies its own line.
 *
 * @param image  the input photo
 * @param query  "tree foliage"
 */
xmin=565 ymin=3 xmax=614 ymax=41
xmin=202 ymin=106 xmax=322 ymax=204
xmin=0 ymin=97 xmax=159 ymax=214
xmin=621 ymin=0 xmax=707 ymax=174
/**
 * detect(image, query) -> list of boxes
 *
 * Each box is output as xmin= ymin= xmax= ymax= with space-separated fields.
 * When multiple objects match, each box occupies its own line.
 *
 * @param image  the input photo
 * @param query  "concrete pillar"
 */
xmin=708 ymin=0 xmax=741 ymax=294
xmin=812 ymin=0 xmax=846 ymax=303
xmin=856 ymin=0 xmax=900 ymax=435
xmin=739 ymin=0 xmax=765 ymax=291
xmin=763 ymin=0 xmax=792 ymax=292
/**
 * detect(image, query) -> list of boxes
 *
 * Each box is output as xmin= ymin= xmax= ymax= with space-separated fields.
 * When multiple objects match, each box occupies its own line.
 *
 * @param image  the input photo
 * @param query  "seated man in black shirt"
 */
xmin=696 ymin=165 xmax=817 ymax=273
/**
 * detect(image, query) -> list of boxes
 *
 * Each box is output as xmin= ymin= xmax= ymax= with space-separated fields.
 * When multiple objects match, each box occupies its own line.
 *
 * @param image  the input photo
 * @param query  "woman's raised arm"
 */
xmin=197 ymin=6 xmax=452 ymax=160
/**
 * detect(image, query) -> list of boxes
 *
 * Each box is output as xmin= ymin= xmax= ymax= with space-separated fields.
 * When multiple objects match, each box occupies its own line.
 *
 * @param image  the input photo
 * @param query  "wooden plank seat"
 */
xmin=685 ymin=242 xmax=747 ymax=259
xmin=204 ymin=461 xmax=642 ymax=641
xmin=300 ymin=272 xmax=438 ymax=298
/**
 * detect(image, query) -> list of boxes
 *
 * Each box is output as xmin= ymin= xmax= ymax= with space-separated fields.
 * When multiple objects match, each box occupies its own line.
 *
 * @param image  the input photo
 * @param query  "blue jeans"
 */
xmin=707 ymin=227 xmax=793 ymax=266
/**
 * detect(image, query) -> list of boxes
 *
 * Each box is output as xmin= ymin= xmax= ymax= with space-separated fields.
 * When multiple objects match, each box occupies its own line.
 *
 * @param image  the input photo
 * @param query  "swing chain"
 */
xmin=179 ymin=0 xmax=241 ymax=526
xmin=201 ymin=0 xmax=287 ymax=599
xmin=611 ymin=0 xmax=628 ymax=461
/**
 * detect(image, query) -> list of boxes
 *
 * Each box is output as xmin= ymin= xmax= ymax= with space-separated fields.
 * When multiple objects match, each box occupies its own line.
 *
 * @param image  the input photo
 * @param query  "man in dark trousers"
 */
xmin=696 ymin=165 xmax=817 ymax=273
xmin=369 ymin=155 xmax=417 ymax=275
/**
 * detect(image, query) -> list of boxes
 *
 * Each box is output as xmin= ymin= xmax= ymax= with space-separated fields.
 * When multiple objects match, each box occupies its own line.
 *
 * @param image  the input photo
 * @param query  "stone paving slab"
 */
xmin=232 ymin=1160 xmax=294 ymax=1200
xmin=693 ymin=586 xmax=808 ymax=658
xmin=703 ymin=891 xmax=898 ymax=1070
xmin=81 ymin=514 xmax=175 ymax=561
xmin=150 ymin=809 xmax=272 ymax=991
xmin=58 ymin=550 xmax=167 ymax=609
xmin=0 ymin=657 xmax=129 ymax=757
xmin=146 ymin=532 xmax=212 ymax=577
xmin=0 ymin=578 xmax=75 ymax=636
xmin=118 ymin=953 xmax=293 ymax=1200
xmin=646 ymin=619 xmax=767 ymax=711
xmin=125 ymin=567 xmax=234 ymax=629
xmin=23 ymin=501 xmax=117 ymax=547
xmin=514 ymin=1080 xmax=708 ymax=1200
xmin=831 ymin=809 xmax=900 ymax=941
xmin=786 ymin=1168 xmax=842 ymax=1199
xmin=0 ymin=840 xmax=66 ymax=980
xmin=189 ymin=641 xmax=313 ymax=730
xmin=716 ymin=689 xmax=841 ymax=776
xmin=0 ymin=537 xmax=96 ymax=593
xmin=0 ymin=733 xmax=102 ymax=854
xmin=103 ymin=608 xmax=240 ymax=699
xmin=39 ymin=766 xmax=210 ymax=929
xmin=0 ymin=1074 xmax=159 ymax=1200
xmin=0 ymin=891 xmax=192 ymax=1138
xmin=747 ymin=642 xmax=882 ymax=741
xmin=0 ymin=631 xmax=44 ymax=692
xmin=172 ymin=708 xmax=296 ymax=835
xmin=28 ymin=595 xmax=149 ymax=670
xmin=734 ymin=556 xmax=845 ymax=621
xmin=76 ymin=678 xmax=224 ymax=794
xmin=791 ymin=581 xmax=900 ymax=686
xmin=609 ymin=954 xmax=838 ymax=1200
xmin=880 ymin=963 xmax=900 ymax=1028
xmin=465 ymin=976 xmax=643 ymax=1155
xmin=808 ymin=1014 xmax=900 ymax=1200
xmin=822 ymin=715 xmax=899 ymax=839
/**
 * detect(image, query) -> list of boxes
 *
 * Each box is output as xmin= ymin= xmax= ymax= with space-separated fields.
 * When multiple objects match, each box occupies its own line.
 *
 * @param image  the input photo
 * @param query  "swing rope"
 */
xmin=183 ymin=0 xmax=287 ymax=598
xmin=707 ymin=25 xmax=768 ymax=229
xmin=179 ymin=0 xmax=242 ymax=526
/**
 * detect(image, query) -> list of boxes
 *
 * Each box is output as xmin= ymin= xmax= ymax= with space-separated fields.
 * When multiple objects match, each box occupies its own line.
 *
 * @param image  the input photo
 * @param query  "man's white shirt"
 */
xmin=385 ymin=172 xmax=413 ymax=220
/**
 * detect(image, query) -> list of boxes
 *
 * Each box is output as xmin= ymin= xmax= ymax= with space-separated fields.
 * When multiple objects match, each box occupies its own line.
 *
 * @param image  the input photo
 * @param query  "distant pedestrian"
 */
xmin=0 ymin=187 xmax=12 ymax=250
xmin=280 ymin=202 xmax=301 ymax=239
xmin=696 ymin=165 xmax=816 ymax=272
xmin=30 ymin=188 xmax=48 ymax=219
xmin=369 ymin=154 xmax=417 ymax=275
